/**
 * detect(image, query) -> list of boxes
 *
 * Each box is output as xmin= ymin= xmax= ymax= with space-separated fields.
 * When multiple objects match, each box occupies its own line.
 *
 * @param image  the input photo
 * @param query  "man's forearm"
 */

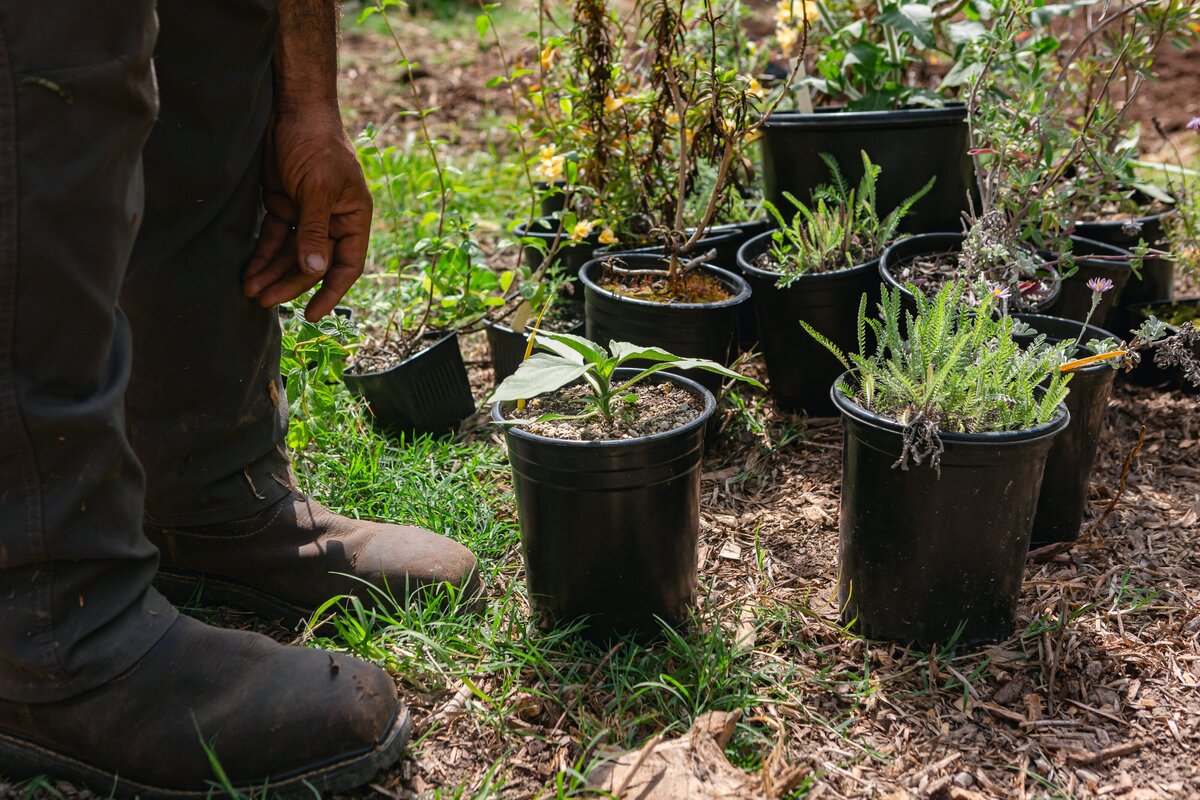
xmin=275 ymin=0 xmax=340 ymax=112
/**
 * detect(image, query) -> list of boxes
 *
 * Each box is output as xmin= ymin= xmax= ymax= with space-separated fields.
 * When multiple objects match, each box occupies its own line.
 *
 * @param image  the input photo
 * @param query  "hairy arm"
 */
xmin=243 ymin=0 xmax=373 ymax=322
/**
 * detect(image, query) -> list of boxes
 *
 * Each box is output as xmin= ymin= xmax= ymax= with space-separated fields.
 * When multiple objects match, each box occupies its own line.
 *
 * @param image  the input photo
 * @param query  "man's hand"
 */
xmin=243 ymin=108 xmax=371 ymax=322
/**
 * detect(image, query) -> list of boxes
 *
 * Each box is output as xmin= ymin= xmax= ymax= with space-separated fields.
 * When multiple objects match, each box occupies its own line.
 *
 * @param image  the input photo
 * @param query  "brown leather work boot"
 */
xmin=146 ymin=493 xmax=482 ymax=625
xmin=0 ymin=616 xmax=410 ymax=797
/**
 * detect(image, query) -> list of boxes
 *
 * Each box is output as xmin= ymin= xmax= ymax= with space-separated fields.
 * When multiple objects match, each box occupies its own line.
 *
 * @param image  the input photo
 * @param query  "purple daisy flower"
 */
xmin=1087 ymin=277 xmax=1115 ymax=294
xmin=1189 ymin=117 xmax=1200 ymax=132
xmin=991 ymin=285 xmax=1011 ymax=301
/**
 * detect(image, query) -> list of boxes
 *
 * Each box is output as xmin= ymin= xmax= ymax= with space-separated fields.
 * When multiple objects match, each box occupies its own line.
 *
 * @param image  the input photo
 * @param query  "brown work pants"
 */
xmin=0 ymin=0 xmax=291 ymax=702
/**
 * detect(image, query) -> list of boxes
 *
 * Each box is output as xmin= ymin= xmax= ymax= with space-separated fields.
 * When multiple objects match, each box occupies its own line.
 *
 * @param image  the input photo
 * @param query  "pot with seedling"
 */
xmin=524 ymin=0 xmax=799 ymax=365
xmin=345 ymin=230 xmax=507 ymax=436
xmin=489 ymin=331 xmax=761 ymax=637
xmin=760 ymin=0 xmax=988 ymax=234
xmin=808 ymin=281 xmax=1072 ymax=646
xmin=738 ymin=150 xmax=932 ymax=414
xmin=343 ymin=26 xmax=528 ymax=437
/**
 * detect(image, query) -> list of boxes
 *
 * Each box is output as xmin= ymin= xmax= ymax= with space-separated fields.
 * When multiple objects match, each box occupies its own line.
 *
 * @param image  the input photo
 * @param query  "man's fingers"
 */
xmin=295 ymin=184 xmax=335 ymax=278
xmin=255 ymin=269 xmax=323 ymax=309
xmin=245 ymin=215 xmax=292 ymax=284
xmin=305 ymin=260 xmax=363 ymax=321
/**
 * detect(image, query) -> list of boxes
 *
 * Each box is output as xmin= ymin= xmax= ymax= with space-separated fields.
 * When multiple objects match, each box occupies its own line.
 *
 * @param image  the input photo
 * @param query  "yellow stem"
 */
xmin=1059 ymin=349 xmax=1126 ymax=372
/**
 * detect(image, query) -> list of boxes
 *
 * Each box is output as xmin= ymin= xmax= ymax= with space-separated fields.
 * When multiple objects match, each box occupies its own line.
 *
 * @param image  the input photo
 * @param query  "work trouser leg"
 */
xmin=122 ymin=0 xmax=291 ymax=528
xmin=0 ymin=1 xmax=177 ymax=703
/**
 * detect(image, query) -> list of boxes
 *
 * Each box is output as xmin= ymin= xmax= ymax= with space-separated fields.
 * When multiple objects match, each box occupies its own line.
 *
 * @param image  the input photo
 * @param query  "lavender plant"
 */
xmin=803 ymin=280 xmax=1074 ymax=471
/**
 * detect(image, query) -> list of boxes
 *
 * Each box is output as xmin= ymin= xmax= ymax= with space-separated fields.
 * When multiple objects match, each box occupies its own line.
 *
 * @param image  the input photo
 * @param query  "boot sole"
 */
xmin=0 ymin=702 xmax=413 ymax=799
xmin=154 ymin=568 xmax=486 ymax=630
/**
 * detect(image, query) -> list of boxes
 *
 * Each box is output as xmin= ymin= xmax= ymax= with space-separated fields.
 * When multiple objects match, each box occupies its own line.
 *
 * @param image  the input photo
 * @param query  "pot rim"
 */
xmin=762 ymin=102 xmax=967 ymax=130
xmin=737 ymin=228 xmax=881 ymax=284
xmin=346 ymin=330 xmax=458 ymax=379
xmin=487 ymin=300 xmax=586 ymax=337
xmin=1125 ymin=297 xmax=1200 ymax=334
xmin=879 ymin=232 xmax=1065 ymax=312
xmin=1071 ymin=196 xmax=1178 ymax=230
xmin=580 ymin=255 xmax=753 ymax=310
xmin=593 ymin=225 xmax=743 ymax=259
xmin=490 ymin=368 xmax=717 ymax=448
xmin=1061 ymin=235 xmax=1134 ymax=270
xmin=830 ymin=371 xmax=1071 ymax=445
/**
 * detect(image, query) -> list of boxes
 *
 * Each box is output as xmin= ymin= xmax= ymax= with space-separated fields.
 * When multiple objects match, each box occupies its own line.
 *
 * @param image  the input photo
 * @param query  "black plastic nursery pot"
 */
xmin=1045 ymin=237 xmax=1133 ymax=327
xmin=880 ymin=232 xmax=1063 ymax=315
xmin=737 ymin=229 xmax=880 ymax=416
xmin=1073 ymin=202 xmax=1176 ymax=319
xmin=486 ymin=303 xmax=586 ymax=386
xmin=579 ymin=255 xmax=752 ymax=396
xmin=1014 ymin=314 xmax=1118 ymax=549
xmin=760 ymin=105 xmax=975 ymax=235
xmin=708 ymin=219 xmax=775 ymax=349
xmin=343 ymin=331 xmax=476 ymax=438
xmin=599 ymin=223 xmax=765 ymax=349
xmin=514 ymin=217 xmax=601 ymax=286
xmin=1124 ymin=298 xmax=1200 ymax=393
xmin=832 ymin=378 xmax=1070 ymax=647
xmin=596 ymin=226 xmax=744 ymax=271
xmin=493 ymin=369 xmax=716 ymax=638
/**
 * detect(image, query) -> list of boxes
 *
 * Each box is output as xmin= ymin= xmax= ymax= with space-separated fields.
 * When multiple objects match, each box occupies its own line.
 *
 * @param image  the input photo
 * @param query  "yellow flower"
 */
xmin=666 ymin=111 xmax=680 ymax=127
xmin=776 ymin=1 xmax=819 ymax=25
xmin=603 ymin=95 xmax=626 ymax=114
xmin=533 ymin=143 xmax=565 ymax=182
xmin=743 ymin=129 xmax=762 ymax=144
xmin=571 ymin=220 xmax=595 ymax=241
xmin=598 ymin=228 xmax=617 ymax=245
xmin=776 ymin=25 xmax=799 ymax=56
xmin=745 ymin=77 xmax=765 ymax=99
xmin=540 ymin=45 xmax=555 ymax=71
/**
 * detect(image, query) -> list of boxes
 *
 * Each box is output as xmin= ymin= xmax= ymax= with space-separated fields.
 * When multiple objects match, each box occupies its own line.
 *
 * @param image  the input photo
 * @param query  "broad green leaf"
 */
xmin=489 ymin=354 xmax=590 ymax=403
xmin=475 ymin=14 xmax=490 ymax=38
xmin=608 ymin=341 xmax=689 ymax=364
xmin=947 ymin=19 xmax=987 ymax=46
xmin=877 ymin=4 xmax=936 ymax=49
xmin=533 ymin=329 xmax=607 ymax=365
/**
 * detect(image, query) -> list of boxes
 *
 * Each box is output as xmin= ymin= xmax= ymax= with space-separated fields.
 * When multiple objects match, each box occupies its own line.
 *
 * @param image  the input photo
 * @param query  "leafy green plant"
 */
xmin=803 ymin=280 xmax=1073 ymax=470
xmin=490 ymin=331 xmax=762 ymax=424
xmin=523 ymin=0 xmax=797 ymax=282
xmin=761 ymin=151 xmax=933 ymax=285
xmin=280 ymin=309 xmax=358 ymax=449
xmin=957 ymin=0 xmax=1189 ymax=288
xmin=772 ymin=0 xmax=994 ymax=111
xmin=350 ymin=2 xmax=516 ymax=367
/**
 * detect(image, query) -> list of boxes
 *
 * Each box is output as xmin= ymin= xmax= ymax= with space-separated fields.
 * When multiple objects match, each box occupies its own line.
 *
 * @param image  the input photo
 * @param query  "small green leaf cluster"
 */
xmin=490 ymin=331 xmax=763 ymax=424
xmin=760 ymin=151 xmax=932 ymax=286
xmin=803 ymin=280 xmax=1073 ymax=469
xmin=281 ymin=310 xmax=358 ymax=450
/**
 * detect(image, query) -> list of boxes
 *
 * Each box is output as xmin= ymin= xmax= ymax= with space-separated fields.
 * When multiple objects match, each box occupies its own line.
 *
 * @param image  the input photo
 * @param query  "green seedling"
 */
xmin=489 ymin=330 xmax=762 ymax=424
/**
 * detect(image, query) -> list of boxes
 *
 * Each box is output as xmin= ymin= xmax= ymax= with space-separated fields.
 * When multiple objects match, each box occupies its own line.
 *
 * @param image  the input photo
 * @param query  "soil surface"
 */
xmin=598 ymin=263 xmax=734 ymax=304
xmin=504 ymin=381 xmax=701 ymax=441
xmin=348 ymin=333 xmax=431 ymax=374
xmin=886 ymin=251 xmax=1060 ymax=311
